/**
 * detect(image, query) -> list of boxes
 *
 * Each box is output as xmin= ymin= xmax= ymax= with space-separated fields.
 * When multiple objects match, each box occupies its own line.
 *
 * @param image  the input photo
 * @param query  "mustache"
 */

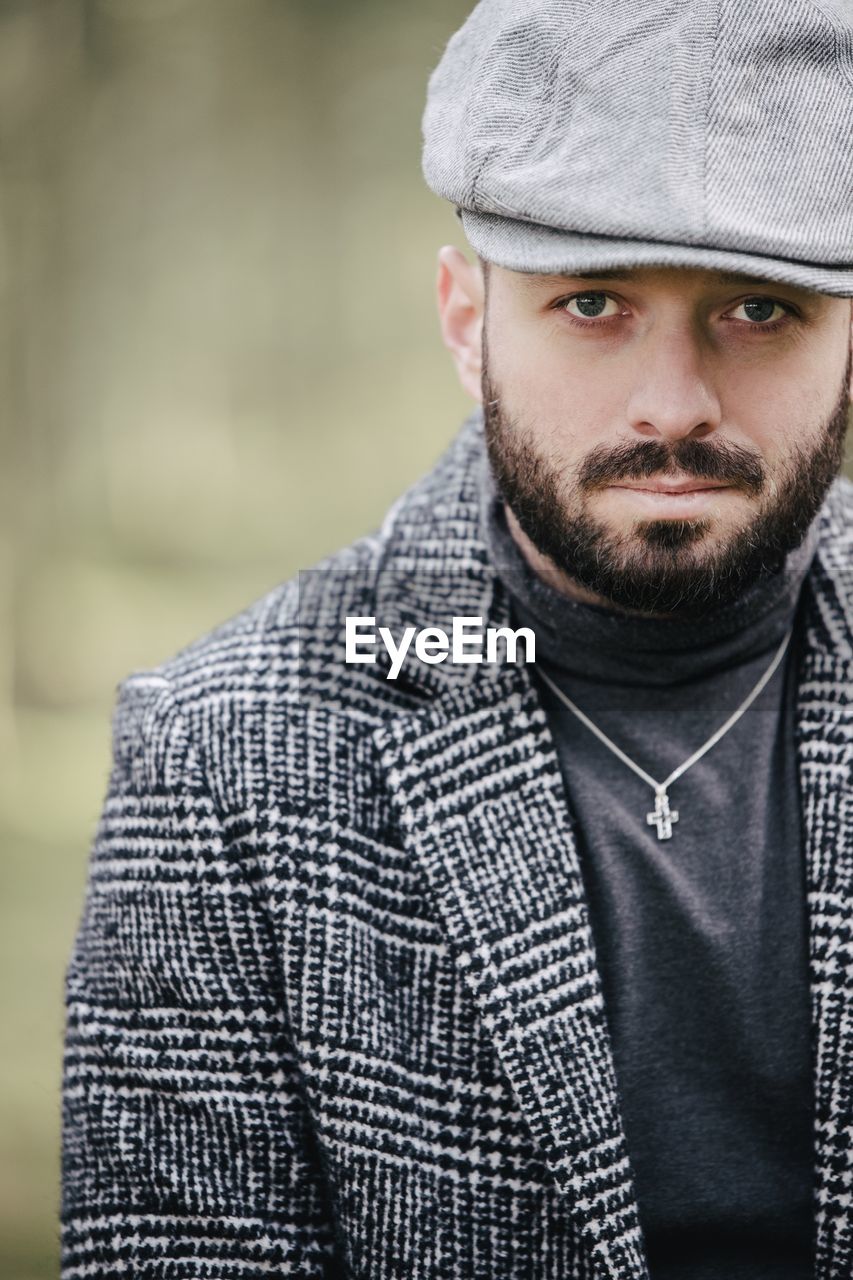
xmin=576 ymin=436 xmax=766 ymax=495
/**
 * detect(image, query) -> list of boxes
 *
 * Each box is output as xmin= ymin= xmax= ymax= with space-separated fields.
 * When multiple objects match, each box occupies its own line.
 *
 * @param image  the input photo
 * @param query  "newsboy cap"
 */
xmin=422 ymin=0 xmax=853 ymax=296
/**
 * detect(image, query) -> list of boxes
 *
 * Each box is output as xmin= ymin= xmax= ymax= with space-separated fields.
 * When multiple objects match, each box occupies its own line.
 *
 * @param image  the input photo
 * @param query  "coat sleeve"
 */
xmin=61 ymin=673 xmax=344 ymax=1278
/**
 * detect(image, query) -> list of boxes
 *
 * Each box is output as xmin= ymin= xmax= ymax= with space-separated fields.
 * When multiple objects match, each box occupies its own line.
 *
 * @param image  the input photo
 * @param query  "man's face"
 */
xmin=479 ymin=264 xmax=852 ymax=617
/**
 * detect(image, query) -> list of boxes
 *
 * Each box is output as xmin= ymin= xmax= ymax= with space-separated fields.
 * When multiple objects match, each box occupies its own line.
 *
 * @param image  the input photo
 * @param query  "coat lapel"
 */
xmin=373 ymin=594 xmax=648 ymax=1280
xmin=798 ymin=533 xmax=853 ymax=1279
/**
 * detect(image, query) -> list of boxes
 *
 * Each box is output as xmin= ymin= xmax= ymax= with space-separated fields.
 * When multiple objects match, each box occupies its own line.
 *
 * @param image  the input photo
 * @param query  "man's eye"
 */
xmin=562 ymin=292 xmax=620 ymax=319
xmin=731 ymin=297 xmax=788 ymax=324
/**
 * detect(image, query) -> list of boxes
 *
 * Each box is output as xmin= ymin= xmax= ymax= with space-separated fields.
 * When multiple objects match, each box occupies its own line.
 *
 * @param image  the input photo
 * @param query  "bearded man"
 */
xmin=62 ymin=1 xmax=853 ymax=1278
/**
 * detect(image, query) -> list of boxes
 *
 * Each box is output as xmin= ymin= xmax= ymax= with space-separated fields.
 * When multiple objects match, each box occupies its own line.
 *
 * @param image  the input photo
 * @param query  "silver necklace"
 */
xmin=536 ymin=626 xmax=794 ymax=840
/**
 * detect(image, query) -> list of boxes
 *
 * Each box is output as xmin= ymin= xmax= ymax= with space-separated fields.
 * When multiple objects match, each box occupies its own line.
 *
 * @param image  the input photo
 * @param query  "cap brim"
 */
xmin=461 ymin=209 xmax=853 ymax=298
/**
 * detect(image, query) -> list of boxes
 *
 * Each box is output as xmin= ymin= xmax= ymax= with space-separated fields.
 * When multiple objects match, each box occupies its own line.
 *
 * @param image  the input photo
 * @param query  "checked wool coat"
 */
xmin=62 ymin=410 xmax=853 ymax=1279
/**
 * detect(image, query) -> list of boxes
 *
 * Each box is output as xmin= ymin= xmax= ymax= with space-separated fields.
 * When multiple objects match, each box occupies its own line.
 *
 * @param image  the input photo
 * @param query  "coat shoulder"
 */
xmin=148 ymin=411 xmax=484 ymax=692
xmin=113 ymin=412 xmax=489 ymax=791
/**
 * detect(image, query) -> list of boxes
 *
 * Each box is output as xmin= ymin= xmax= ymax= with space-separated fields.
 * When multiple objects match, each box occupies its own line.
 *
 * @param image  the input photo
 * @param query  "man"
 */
xmin=61 ymin=0 xmax=853 ymax=1277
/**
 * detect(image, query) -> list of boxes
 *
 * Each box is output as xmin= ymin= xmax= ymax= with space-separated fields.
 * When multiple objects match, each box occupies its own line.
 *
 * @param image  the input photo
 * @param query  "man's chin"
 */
xmin=626 ymin=519 xmax=715 ymax=555
xmin=593 ymin=508 xmax=735 ymax=557
xmin=546 ymin=510 xmax=784 ymax=618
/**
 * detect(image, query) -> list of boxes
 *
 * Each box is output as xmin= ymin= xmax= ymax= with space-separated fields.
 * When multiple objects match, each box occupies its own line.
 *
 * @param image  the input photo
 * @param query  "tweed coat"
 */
xmin=62 ymin=410 xmax=853 ymax=1279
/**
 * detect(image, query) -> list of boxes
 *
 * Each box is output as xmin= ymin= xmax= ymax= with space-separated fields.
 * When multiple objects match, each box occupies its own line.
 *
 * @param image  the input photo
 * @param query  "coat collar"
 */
xmin=371 ymin=468 xmax=650 ymax=1277
xmin=371 ymin=415 xmax=853 ymax=1279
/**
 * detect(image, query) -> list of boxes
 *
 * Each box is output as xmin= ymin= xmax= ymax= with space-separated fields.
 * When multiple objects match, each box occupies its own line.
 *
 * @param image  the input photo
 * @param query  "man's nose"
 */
xmin=624 ymin=329 xmax=722 ymax=443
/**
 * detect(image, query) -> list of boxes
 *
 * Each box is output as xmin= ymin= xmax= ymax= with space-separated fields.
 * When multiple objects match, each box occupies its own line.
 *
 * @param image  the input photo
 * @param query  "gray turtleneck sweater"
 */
xmin=479 ymin=454 xmax=817 ymax=1278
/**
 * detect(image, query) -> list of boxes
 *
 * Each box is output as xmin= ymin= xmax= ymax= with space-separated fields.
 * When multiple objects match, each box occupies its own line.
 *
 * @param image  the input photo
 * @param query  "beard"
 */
xmin=483 ymin=349 xmax=851 ymax=620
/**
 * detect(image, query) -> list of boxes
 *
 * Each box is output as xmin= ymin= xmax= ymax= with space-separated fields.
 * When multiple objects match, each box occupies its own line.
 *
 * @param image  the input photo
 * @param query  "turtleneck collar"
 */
xmin=477 ymin=435 xmax=821 ymax=687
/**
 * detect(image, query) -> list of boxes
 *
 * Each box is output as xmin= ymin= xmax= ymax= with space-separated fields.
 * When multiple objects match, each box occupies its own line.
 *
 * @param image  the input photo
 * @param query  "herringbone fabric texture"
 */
xmin=62 ymin=411 xmax=853 ymax=1278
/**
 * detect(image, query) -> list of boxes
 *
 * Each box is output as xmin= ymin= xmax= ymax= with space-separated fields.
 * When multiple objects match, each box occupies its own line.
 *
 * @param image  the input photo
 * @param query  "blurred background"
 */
xmin=0 ymin=1 xmax=473 ymax=1273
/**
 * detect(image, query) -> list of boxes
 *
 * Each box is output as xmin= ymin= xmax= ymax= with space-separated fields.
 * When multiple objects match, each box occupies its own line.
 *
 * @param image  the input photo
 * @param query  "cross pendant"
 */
xmin=646 ymin=789 xmax=679 ymax=840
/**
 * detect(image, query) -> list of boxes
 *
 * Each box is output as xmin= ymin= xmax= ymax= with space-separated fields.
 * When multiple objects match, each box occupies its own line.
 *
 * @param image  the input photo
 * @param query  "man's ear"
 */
xmin=435 ymin=246 xmax=485 ymax=402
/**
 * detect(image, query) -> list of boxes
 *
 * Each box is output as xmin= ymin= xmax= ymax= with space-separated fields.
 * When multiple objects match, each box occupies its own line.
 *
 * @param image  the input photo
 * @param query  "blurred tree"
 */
xmin=0 ymin=2 xmax=471 ymax=1275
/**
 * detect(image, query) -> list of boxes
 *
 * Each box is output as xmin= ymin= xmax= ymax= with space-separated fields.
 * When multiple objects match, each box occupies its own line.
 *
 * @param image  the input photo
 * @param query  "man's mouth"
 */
xmin=601 ymin=477 xmax=740 ymax=516
xmin=613 ymin=478 xmax=733 ymax=495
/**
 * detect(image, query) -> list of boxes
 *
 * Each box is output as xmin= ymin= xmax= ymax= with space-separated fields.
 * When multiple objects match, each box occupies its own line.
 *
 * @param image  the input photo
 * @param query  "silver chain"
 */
xmin=535 ymin=625 xmax=794 ymax=839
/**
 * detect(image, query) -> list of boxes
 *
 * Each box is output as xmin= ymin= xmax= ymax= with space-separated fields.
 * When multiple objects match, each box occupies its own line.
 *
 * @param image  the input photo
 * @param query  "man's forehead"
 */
xmin=511 ymin=265 xmax=806 ymax=292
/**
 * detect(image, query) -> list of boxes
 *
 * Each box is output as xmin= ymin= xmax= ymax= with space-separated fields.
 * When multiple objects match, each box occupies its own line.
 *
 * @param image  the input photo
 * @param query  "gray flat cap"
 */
xmin=422 ymin=0 xmax=853 ymax=296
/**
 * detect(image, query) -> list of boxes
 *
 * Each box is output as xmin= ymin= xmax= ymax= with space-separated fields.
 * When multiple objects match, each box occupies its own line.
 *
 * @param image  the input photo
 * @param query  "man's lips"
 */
xmin=597 ymin=476 xmax=742 ymax=517
xmin=609 ymin=477 xmax=734 ymax=495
